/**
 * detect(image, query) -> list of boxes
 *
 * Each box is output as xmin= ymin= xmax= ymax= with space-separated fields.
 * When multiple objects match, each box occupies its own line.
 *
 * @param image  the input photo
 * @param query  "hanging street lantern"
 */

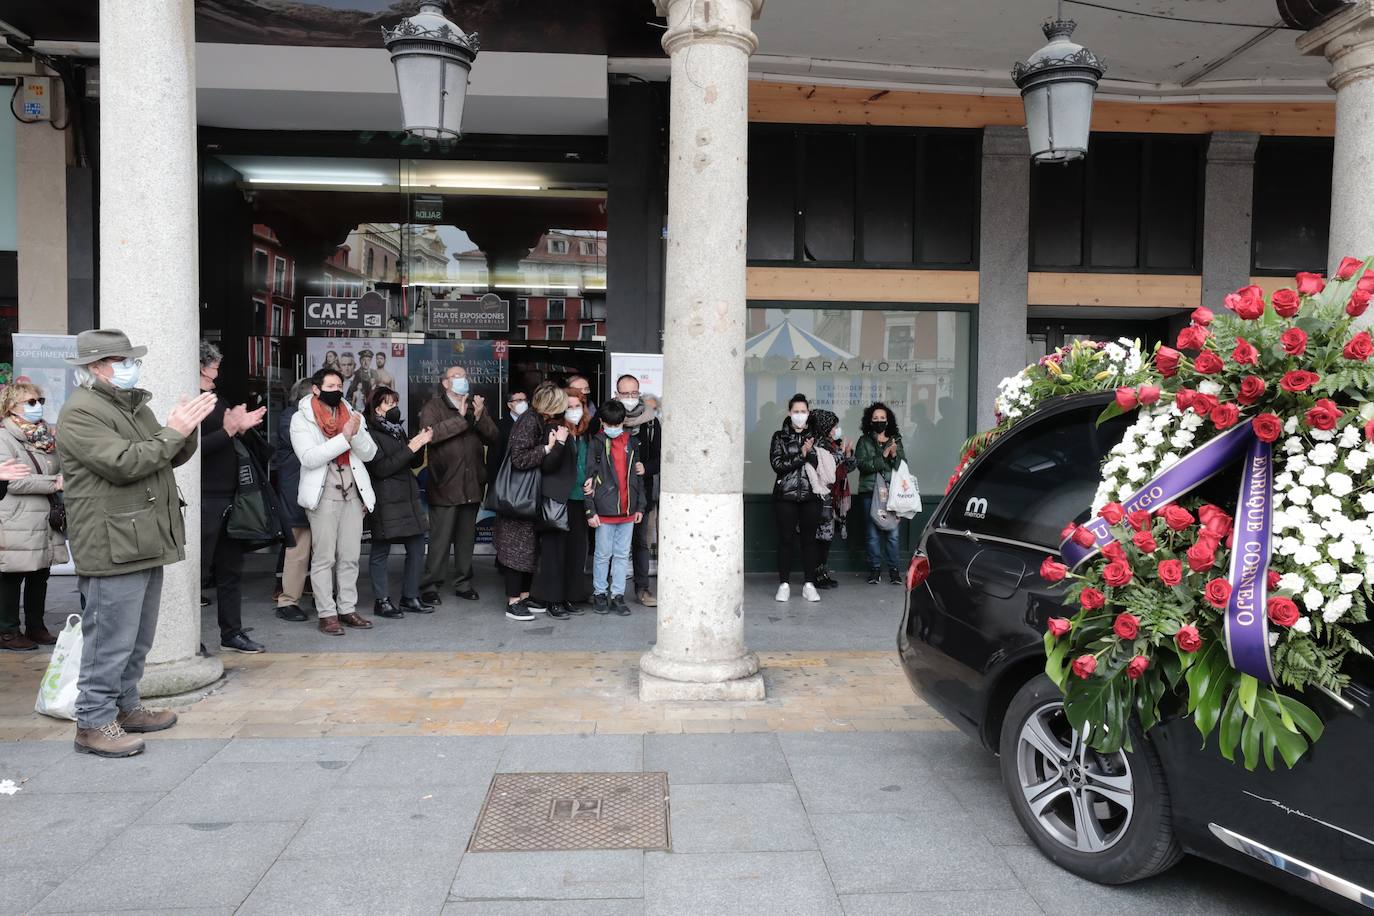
xmin=383 ymin=1 xmax=479 ymax=140
xmin=1012 ymin=18 xmax=1105 ymax=164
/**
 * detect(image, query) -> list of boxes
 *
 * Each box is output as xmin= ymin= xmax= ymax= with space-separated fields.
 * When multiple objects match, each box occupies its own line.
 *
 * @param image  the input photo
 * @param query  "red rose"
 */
xmin=1344 ymin=330 xmax=1374 ymax=362
xmin=1161 ymin=504 xmax=1194 ymax=531
xmin=1267 ymin=570 xmax=1282 ymax=591
xmin=1192 ymin=306 xmax=1215 ymax=325
xmin=1115 ymin=387 xmax=1138 ymax=410
xmin=1073 ymin=526 xmax=1097 ymax=547
xmin=1305 ymin=398 xmax=1341 ymax=431
xmin=1103 ymin=560 xmax=1133 ymax=587
xmin=1281 ymin=370 xmax=1320 ymax=393
xmin=1177 ymin=325 xmax=1209 ymax=351
xmin=1361 ymin=269 xmax=1374 ymax=292
xmin=1061 ymin=522 xmax=1079 ymax=542
xmin=1297 ymin=272 xmax=1326 ymax=296
xmin=1072 ymin=654 xmax=1098 ymax=679
xmin=1348 ymin=288 xmax=1372 ymax=317
xmin=1267 ymin=596 xmax=1300 ymax=628
xmin=1175 ymin=388 xmax=1196 ymax=410
xmin=1101 ymin=540 xmax=1128 ymax=563
xmin=1100 ymin=502 xmax=1125 ymax=525
xmin=1225 ymin=286 xmax=1266 ymax=319
xmin=1155 ymin=346 xmax=1182 ymax=377
xmin=1252 ymin=413 xmax=1283 ymax=443
xmin=1194 ymin=352 xmax=1225 ymax=375
xmin=1190 ymin=393 xmax=1219 ymax=417
xmin=1040 ymin=557 xmax=1067 ymax=583
xmin=1231 ymin=338 xmax=1259 ymax=366
xmin=1271 ymin=288 xmax=1301 ymax=317
xmin=1133 ymin=529 xmax=1158 ymax=553
xmin=1204 ymin=578 xmax=1233 ymax=609
xmin=1337 ymin=256 xmax=1363 ymax=280
xmin=1211 ymin=403 xmax=1240 ymax=430
xmin=1127 ymin=509 xmax=1152 ymax=532
xmin=1186 ymin=539 xmax=1216 ymax=573
xmin=1198 ymin=505 xmax=1233 ymax=538
xmin=1280 ymin=327 xmax=1308 ymax=356
xmin=1238 ymin=375 xmax=1267 ymax=406
xmin=1175 ymin=624 xmax=1203 ymax=653
xmin=1113 ymin=612 xmax=1140 ymax=640
xmin=1138 ymin=385 xmax=1161 ymax=406
xmin=1079 ymin=587 xmax=1105 ymax=611
xmin=1047 ymin=617 xmax=1072 ymax=639
xmin=1157 ymin=558 xmax=1183 ymax=587
xmin=1126 ymin=656 xmax=1150 ymax=680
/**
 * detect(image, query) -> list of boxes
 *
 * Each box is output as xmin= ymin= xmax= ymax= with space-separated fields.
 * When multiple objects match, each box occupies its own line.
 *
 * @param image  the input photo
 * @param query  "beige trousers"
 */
xmin=306 ymin=482 xmax=365 ymax=619
xmin=277 ymin=527 xmax=313 ymax=608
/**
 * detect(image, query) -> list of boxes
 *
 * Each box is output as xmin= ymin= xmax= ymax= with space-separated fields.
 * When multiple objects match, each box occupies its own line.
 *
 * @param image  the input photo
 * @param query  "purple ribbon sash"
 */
xmin=1059 ymin=420 xmax=1275 ymax=683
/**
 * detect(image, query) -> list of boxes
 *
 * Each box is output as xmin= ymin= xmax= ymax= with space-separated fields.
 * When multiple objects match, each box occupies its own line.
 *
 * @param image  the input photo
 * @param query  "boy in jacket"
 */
xmin=582 ymin=399 xmax=645 ymax=616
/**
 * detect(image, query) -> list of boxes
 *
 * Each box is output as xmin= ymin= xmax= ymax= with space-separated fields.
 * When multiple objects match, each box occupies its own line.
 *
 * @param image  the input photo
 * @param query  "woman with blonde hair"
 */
xmin=494 ymin=381 xmax=567 ymax=621
xmin=0 ymin=382 xmax=69 ymax=650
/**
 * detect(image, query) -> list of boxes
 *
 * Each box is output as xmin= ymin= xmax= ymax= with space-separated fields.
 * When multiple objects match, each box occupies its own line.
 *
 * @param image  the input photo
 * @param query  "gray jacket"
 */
xmin=0 ymin=419 xmax=69 ymax=573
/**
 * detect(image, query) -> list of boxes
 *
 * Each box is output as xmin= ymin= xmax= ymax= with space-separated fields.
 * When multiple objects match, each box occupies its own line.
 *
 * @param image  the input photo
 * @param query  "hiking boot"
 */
xmin=399 ymin=597 xmax=434 ymax=614
xmin=505 ymin=601 xmax=536 ymax=622
xmin=26 ymin=627 xmax=57 ymax=645
xmin=374 ymin=598 xmax=405 ymax=619
xmin=0 ymin=631 xmax=37 ymax=651
xmin=275 ymin=604 xmax=308 ymax=622
xmin=592 ymin=593 xmax=610 ymax=615
xmin=611 ymin=594 xmax=631 ymax=617
xmin=420 ymin=591 xmax=443 ymax=606
xmin=636 ymin=588 xmax=657 ymax=607
xmin=117 ymin=705 xmax=178 ymax=733
xmin=319 ymin=616 xmax=345 ymax=636
xmin=866 ymin=569 xmax=881 ymax=585
xmin=339 ymin=612 xmax=373 ymax=629
xmin=220 ymin=630 xmax=265 ymax=654
xmin=75 ymin=722 xmax=145 ymax=757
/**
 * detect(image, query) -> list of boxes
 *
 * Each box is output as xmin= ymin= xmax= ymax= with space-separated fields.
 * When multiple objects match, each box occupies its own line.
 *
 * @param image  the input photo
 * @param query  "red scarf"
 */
xmin=311 ymin=397 xmax=351 ymax=468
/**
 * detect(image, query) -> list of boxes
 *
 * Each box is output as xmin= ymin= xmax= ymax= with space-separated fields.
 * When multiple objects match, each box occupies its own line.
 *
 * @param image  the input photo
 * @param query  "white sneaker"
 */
xmin=774 ymin=583 xmax=790 ymax=602
xmin=802 ymin=583 xmax=821 ymax=602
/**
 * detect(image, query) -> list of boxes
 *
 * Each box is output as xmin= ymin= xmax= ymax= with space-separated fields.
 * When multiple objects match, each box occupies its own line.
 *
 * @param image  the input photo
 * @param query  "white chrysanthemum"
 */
xmin=1300 ymin=465 xmax=1327 ymax=488
xmin=1278 ymin=537 xmax=1300 ymax=557
xmin=1340 ymin=573 xmax=1363 ymax=594
xmin=1126 ymin=465 xmax=1146 ymax=483
xmin=1198 ymin=380 xmax=1222 ymax=396
xmin=1273 ymin=509 xmax=1292 ymax=533
xmin=1303 ymin=588 xmax=1326 ymax=609
xmin=1328 ymin=472 xmax=1354 ymax=497
xmin=1181 ymin=413 xmax=1205 ymax=431
xmin=1159 ymin=452 xmax=1180 ymax=470
xmin=1346 ymin=451 xmax=1369 ymax=474
xmin=1137 ymin=448 xmax=1156 ymax=464
xmin=1274 ymin=471 xmax=1295 ymax=491
xmin=1287 ymin=486 xmax=1312 ymax=506
xmin=1325 ymin=594 xmax=1354 ymax=621
xmin=1360 ymin=493 xmax=1374 ymax=514
xmin=1292 ymin=616 xmax=1313 ymax=635
xmin=1311 ymin=494 xmax=1342 ymax=518
xmin=1269 ymin=631 xmax=1280 ymax=647
xmin=1279 ymin=572 xmax=1306 ymax=592
xmin=1285 ymin=416 xmax=1300 ymax=434
xmin=1341 ymin=424 xmax=1363 ymax=449
xmin=1311 ymin=443 xmax=1339 ymax=467
xmin=1329 ymin=539 xmax=1358 ymax=564
xmin=1312 ymin=428 xmax=1337 ymax=442
xmin=1285 ymin=439 xmax=1306 ymax=457
xmin=1300 ymin=522 xmax=1326 ymax=545
xmin=1143 ymin=431 xmax=1164 ymax=448
xmin=1170 ymin=433 xmax=1195 ymax=450
xmin=1295 ymin=544 xmax=1322 ymax=566
xmin=1287 ymin=506 xmax=1312 ymax=526
xmin=1313 ymin=563 xmax=1338 ymax=585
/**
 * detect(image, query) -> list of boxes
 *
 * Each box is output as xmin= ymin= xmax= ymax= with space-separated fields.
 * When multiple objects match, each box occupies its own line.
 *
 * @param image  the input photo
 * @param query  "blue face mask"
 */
xmin=449 ymin=377 xmax=470 ymax=395
xmin=603 ymin=426 xmax=623 ymax=439
xmin=22 ymin=404 xmax=44 ymax=423
xmin=110 ymin=359 xmax=141 ymax=391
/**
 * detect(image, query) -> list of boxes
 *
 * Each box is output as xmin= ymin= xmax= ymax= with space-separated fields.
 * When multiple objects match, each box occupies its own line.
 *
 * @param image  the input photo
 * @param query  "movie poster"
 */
xmin=306 ymin=338 xmax=409 ymax=419
xmin=10 ymin=334 xmax=78 ymax=424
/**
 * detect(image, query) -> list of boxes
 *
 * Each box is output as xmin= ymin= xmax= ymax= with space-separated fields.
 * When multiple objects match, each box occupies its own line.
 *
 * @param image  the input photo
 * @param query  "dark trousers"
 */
xmin=501 ymin=564 xmax=532 ymax=600
xmin=531 ymin=505 xmax=591 ymax=605
xmin=774 ymin=497 xmax=821 ymax=585
xmin=817 ymin=537 xmax=834 ymax=572
xmin=0 ymin=568 xmax=50 ymax=634
xmin=631 ymin=501 xmax=656 ymax=594
xmin=422 ymin=502 xmax=479 ymax=594
xmin=201 ymin=497 xmax=245 ymax=639
xmin=369 ymin=534 xmax=425 ymax=602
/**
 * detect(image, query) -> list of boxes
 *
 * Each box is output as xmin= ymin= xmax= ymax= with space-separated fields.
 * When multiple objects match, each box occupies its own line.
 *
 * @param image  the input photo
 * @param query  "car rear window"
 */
xmin=945 ymin=405 xmax=1131 ymax=548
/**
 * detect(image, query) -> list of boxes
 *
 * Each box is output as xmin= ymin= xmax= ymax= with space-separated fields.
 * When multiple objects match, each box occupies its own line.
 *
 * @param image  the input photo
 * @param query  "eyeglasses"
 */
xmin=24 ymin=398 xmax=46 ymax=407
xmin=110 ymin=357 xmax=143 ymax=368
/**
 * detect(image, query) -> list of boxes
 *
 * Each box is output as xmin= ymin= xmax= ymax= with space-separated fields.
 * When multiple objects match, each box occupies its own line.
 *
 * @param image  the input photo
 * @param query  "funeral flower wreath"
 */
xmin=1046 ymin=257 xmax=1374 ymax=770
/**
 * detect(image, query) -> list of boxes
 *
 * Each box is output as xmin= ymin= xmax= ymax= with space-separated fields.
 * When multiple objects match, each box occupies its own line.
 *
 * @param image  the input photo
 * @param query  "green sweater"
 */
xmin=854 ymin=433 xmax=905 ymax=494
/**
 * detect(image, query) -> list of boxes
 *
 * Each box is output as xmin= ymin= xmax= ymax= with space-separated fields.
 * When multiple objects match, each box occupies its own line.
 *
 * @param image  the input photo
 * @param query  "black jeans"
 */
xmin=774 ymin=497 xmax=821 ymax=585
xmin=201 ymin=496 xmax=245 ymax=639
xmin=369 ymin=534 xmax=425 ymax=602
xmin=531 ymin=505 xmax=591 ymax=605
xmin=631 ymin=500 xmax=656 ymax=594
xmin=501 ymin=563 xmax=532 ymax=600
xmin=0 ymin=568 xmax=50 ymax=634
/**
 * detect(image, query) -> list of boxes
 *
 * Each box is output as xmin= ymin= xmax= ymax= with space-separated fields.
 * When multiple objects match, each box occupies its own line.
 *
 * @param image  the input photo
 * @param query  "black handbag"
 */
xmin=540 ymin=497 xmax=569 ymax=532
xmin=490 ymin=449 xmax=541 ymax=520
xmin=10 ymin=437 xmax=64 ymax=533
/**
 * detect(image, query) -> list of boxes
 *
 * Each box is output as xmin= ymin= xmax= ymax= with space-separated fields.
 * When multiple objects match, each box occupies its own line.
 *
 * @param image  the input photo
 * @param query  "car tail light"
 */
xmin=906 ymin=553 xmax=930 ymax=591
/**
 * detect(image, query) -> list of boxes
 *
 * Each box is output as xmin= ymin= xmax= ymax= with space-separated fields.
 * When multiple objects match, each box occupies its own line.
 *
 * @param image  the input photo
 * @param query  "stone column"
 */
xmin=99 ymin=0 xmax=222 ymax=696
xmin=639 ymin=0 xmax=765 ymax=702
xmin=976 ymin=126 xmax=1030 ymax=427
xmin=1201 ymin=132 xmax=1259 ymax=309
xmin=1300 ymin=1 xmax=1374 ymax=273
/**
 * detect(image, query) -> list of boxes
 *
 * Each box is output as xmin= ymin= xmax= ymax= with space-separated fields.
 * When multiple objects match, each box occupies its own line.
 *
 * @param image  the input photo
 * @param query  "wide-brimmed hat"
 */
xmin=65 ymin=328 xmax=148 ymax=366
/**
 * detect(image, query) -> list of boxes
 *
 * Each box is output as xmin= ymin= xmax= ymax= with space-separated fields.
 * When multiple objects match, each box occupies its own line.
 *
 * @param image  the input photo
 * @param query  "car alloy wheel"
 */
xmin=1015 ymin=700 xmax=1135 ymax=853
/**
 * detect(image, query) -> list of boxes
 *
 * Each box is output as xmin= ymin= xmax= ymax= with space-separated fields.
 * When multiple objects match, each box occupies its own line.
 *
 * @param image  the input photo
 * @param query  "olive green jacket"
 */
xmin=56 ymin=381 xmax=198 ymax=577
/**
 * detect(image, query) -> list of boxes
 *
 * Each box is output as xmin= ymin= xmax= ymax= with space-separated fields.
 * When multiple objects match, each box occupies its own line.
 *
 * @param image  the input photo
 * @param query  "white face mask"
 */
xmin=791 ymin=412 xmax=809 ymax=429
xmin=565 ymin=407 xmax=584 ymax=423
xmin=831 ymin=426 xmax=842 ymax=440
xmin=449 ymin=376 xmax=469 ymax=395
xmin=110 ymin=359 xmax=141 ymax=391
xmin=511 ymin=401 xmax=528 ymax=416
xmin=22 ymin=404 xmax=44 ymax=423
xmin=619 ymin=396 xmax=639 ymax=411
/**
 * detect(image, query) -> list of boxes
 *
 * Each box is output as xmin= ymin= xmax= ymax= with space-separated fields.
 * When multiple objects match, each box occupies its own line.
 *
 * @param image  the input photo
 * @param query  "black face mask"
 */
xmin=384 ymin=407 xmax=402 ymax=423
xmin=871 ymin=421 xmax=888 ymax=434
xmin=319 ymin=390 xmax=344 ymax=408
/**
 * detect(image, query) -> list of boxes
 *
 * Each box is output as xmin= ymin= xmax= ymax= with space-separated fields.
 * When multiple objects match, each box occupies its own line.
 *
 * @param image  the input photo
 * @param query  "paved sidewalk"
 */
xmin=0 ymin=730 xmax=1321 ymax=915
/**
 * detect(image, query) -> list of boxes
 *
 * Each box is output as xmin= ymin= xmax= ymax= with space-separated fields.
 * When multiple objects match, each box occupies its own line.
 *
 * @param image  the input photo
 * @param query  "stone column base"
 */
xmin=139 ymin=654 xmax=224 ymax=700
xmin=639 ymin=670 xmax=765 ymax=702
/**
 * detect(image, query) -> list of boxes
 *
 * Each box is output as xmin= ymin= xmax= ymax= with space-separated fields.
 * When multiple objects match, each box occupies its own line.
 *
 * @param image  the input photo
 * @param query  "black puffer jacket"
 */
xmin=363 ymin=414 xmax=427 ymax=541
xmin=770 ymin=419 xmax=819 ymax=502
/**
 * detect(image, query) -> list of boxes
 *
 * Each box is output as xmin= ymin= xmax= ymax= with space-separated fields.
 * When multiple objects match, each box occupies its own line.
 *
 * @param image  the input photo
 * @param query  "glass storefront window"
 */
xmin=745 ymin=305 xmax=972 ymax=496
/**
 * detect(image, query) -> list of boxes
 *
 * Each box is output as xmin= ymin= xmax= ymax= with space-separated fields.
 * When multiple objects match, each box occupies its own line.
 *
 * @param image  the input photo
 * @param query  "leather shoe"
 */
xmin=636 ymin=589 xmax=657 ymax=607
xmin=339 ymin=612 xmax=373 ymax=629
xmin=399 ymin=597 xmax=435 ymax=614
xmin=221 ymin=630 xmax=266 ymax=654
xmin=420 ymin=591 xmax=442 ymax=606
xmin=454 ymin=587 xmax=480 ymax=601
xmin=117 ymin=705 xmax=178 ymax=733
xmin=319 ymin=616 xmax=345 ymax=636
xmin=276 ymin=604 xmax=308 ymax=622
xmin=548 ymin=603 xmax=571 ymax=620
xmin=374 ymin=598 xmax=405 ymax=619
xmin=26 ymin=628 xmax=57 ymax=645
xmin=0 ymin=631 xmax=37 ymax=651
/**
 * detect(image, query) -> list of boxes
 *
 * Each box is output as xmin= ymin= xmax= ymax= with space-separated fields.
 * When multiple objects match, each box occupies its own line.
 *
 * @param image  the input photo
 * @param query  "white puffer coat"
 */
xmin=0 ymin=419 xmax=70 ymax=572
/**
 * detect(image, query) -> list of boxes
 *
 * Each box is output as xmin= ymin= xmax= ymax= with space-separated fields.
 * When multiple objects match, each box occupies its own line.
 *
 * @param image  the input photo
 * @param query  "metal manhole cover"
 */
xmin=468 ymin=772 xmax=671 ymax=852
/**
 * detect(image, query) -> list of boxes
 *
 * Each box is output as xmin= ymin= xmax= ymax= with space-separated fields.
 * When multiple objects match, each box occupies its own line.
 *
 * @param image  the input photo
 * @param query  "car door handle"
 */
xmin=960 ymin=529 xmax=980 ymax=543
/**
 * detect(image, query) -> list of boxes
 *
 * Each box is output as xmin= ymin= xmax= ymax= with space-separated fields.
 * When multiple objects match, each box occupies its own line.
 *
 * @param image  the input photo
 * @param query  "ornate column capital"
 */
xmin=1299 ymin=0 xmax=1374 ymax=91
xmin=653 ymin=0 xmax=765 ymax=56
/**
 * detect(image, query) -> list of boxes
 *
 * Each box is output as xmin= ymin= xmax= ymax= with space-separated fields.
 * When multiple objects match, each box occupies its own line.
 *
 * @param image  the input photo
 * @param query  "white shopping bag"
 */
xmin=34 ymin=614 xmax=82 ymax=721
xmin=885 ymin=461 xmax=923 ymax=519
